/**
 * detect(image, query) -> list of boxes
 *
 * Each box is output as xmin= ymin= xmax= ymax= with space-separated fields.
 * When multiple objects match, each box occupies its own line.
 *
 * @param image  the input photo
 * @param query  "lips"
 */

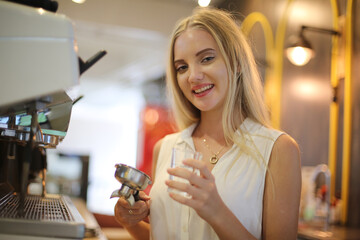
xmin=192 ymin=84 xmax=214 ymax=94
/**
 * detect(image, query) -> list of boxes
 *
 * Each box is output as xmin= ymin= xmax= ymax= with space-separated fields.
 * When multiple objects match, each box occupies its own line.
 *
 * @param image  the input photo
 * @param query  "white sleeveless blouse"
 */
xmin=149 ymin=118 xmax=284 ymax=240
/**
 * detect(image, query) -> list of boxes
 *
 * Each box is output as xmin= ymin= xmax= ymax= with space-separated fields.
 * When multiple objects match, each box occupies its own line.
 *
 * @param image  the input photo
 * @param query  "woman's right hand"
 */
xmin=114 ymin=191 xmax=150 ymax=228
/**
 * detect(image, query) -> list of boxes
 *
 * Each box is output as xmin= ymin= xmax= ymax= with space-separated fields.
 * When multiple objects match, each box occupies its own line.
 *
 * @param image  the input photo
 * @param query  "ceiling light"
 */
xmin=198 ymin=0 xmax=211 ymax=7
xmin=72 ymin=0 xmax=86 ymax=4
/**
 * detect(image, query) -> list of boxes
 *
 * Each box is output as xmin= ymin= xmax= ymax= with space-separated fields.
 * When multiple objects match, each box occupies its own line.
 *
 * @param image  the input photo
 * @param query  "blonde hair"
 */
xmin=166 ymin=7 xmax=270 ymax=147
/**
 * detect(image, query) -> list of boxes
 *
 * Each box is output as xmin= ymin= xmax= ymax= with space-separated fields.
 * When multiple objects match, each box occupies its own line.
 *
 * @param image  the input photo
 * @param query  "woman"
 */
xmin=114 ymin=7 xmax=301 ymax=240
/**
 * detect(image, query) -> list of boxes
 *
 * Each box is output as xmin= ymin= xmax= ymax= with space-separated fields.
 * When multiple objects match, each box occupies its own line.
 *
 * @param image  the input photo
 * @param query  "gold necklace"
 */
xmin=202 ymin=138 xmax=226 ymax=164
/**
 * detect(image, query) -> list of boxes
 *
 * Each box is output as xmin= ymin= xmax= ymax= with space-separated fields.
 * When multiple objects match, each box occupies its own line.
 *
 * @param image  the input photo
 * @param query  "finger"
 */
xmin=114 ymin=200 xmax=149 ymax=226
xmin=167 ymin=167 xmax=192 ymax=178
xmin=166 ymin=179 xmax=193 ymax=193
xmin=167 ymin=167 xmax=200 ymax=184
xmin=167 ymin=168 xmax=208 ymax=189
xmin=168 ymin=191 xmax=198 ymax=209
xmin=182 ymin=159 xmax=213 ymax=180
xmin=132 ymin=200 xmax=149 ymax=213
xmin=117 ymin=197 xmax=131 ymax=208
xmin=166 ymin=179 xmax=208 ymax=201
xmin=138 ymin=191 xmax=151 ymax=201
xmin=165 ymin=180 xmax=208 ymax=200
xmin=115 ymin=199 xmax=133 ymax=217
xmin=117 ymin=197 xmax=147 ymax=211
xmin=130 ymin=201 xmax=149 ymax=217
xmin=114 ymin=201 xmax=131 ymax=225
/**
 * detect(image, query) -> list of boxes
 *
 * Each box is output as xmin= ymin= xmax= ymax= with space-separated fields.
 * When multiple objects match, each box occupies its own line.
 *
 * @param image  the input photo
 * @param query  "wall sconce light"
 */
xmin=286 ymin=25 xmax=340 ymax=66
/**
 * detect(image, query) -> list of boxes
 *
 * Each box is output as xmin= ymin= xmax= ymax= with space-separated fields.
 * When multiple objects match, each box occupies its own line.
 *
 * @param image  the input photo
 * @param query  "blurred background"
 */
xmin=40 ymin=0 xmax=359 ymax=236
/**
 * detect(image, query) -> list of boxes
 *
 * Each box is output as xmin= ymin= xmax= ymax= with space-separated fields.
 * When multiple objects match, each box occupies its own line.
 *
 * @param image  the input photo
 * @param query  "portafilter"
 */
xmin=110 ymin=163 xmax=152 ymax=206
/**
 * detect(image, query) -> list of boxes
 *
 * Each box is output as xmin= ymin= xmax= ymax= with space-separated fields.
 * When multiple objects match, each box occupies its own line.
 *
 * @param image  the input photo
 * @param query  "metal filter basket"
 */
xmin=110 ymin=163 xmax=152 ymax=205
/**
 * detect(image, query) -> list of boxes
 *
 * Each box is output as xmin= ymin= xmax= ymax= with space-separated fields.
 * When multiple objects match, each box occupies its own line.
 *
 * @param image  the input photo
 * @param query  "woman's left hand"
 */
xmin=166 ymin=158 xmax=224 ymax=223
xmin=114 ymin=191 xmax=150 ymax=228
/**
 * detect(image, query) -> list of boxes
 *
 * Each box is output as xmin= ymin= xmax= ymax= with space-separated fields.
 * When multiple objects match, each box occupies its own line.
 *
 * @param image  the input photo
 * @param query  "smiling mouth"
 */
xmin=193 ymin=84 xmax=214 ymax=94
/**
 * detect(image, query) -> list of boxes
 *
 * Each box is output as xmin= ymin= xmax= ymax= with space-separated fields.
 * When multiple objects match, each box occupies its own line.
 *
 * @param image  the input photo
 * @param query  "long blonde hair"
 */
xmin=166 ymin=7 xmax=270 ymax=147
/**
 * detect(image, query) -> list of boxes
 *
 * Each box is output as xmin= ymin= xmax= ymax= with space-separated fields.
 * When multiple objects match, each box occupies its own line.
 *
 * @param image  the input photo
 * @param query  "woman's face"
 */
xmin=173 ymin=28 xmax=228 ymax=113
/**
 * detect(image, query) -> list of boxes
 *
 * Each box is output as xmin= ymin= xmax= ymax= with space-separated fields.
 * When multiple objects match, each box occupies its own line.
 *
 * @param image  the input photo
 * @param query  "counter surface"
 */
xmin=298 ymin=222 xmax=360 ymax=240
xmin=72 ymin=198 xmax=133 ymax=240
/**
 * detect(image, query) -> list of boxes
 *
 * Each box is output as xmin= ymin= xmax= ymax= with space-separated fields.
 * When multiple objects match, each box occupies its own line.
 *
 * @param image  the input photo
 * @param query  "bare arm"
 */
xmin=262 ymin=134 xmax=302 ymax=239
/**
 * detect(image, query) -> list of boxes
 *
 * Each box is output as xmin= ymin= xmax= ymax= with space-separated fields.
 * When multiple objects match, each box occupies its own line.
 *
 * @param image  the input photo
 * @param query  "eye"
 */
xmin=176 ymin=64 xmax=188 ymax=73
xmin=201 ymin=56 xmax=215 ymax=63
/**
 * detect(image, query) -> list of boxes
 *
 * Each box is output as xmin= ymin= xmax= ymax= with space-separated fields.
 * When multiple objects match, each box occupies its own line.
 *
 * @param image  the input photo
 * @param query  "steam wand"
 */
xmin=78 ymin=50 xmax=107 ymax=75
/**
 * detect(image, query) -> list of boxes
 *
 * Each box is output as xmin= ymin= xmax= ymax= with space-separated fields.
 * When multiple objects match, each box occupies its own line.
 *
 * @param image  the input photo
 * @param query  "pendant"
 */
xmin=209 ymin=155 xmax=219 ymax=164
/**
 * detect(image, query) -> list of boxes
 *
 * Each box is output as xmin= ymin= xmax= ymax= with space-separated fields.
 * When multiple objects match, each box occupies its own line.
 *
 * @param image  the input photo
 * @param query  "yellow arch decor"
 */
xmin=328 ymin=0 xmax=340 ymax=208
xmin=241 ymin=12 xmax=275 ymax=124
xmin=341 ymin=0 xmax=353 ymax=225
xmin=240 ymin=0 xmax=294 ymax=129
xmin=240 ymin=0 xmax=353 ymax=225
xmin=241 ymin=12 xmax=275 ymax=58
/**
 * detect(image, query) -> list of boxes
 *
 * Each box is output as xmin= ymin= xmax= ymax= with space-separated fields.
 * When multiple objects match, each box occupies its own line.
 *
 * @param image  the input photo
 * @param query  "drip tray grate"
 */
xmin=0 ymin=194 xmax=85 ymax=238
xmin=0 ymin=194 xmax=74 ymax=222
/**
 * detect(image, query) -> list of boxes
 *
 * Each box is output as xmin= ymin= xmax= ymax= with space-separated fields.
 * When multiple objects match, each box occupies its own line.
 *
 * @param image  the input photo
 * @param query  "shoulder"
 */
xmin=241 ymin=118 xmax=283 ymax=143
xmin=152 ymin=138 xmax=163 ymax=179
xmin=153 ymin=131 xmax=183 ymax=161
xmin=272 ymin=134 xmax=300 ymax=161
xmin=151 ymin=131 xmax=181 ymax=178
xmin=268 ymin=134 xmax=301 ymax=185
xmin=152 ymin=138 xmax=163 ymax=161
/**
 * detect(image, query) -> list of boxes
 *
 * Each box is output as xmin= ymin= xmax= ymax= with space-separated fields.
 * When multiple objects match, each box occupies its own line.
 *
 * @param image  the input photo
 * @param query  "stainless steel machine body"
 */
xmin=0 ymin=1 xmax=106 ymax=239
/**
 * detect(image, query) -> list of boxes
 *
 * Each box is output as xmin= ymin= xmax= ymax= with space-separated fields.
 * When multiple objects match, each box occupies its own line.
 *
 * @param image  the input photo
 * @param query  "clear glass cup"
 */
xmin=168 ymin=147 xmax=202 ymax=197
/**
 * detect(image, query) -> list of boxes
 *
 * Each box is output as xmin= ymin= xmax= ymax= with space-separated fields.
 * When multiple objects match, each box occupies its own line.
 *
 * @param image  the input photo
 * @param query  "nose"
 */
xmin=188 ymin=64 xmax=204 ymax=83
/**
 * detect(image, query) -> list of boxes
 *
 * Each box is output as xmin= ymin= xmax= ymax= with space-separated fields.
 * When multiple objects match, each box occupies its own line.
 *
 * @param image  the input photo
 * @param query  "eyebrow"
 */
xmin=196 ymin=48 xmax=215 ymax=56
xmin=174 ymin=48 xmax=216 ymax=64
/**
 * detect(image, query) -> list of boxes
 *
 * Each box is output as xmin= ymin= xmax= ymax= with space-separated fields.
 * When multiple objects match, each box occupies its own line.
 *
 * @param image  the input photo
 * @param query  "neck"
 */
xmin=193 ymin=109 xmax=246 ymax=143
xmin=194 ymin=110 xmax=225 ymax=142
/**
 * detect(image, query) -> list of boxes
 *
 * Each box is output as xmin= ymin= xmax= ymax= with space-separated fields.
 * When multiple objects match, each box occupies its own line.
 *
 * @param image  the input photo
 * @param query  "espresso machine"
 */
xmin=0 ymin=0 xmax=106 ymax=238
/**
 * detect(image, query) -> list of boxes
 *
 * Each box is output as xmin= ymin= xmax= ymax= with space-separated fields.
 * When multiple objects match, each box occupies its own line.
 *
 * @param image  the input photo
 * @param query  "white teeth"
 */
xmin=194 ymin=85 xmax=213 ymax=93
